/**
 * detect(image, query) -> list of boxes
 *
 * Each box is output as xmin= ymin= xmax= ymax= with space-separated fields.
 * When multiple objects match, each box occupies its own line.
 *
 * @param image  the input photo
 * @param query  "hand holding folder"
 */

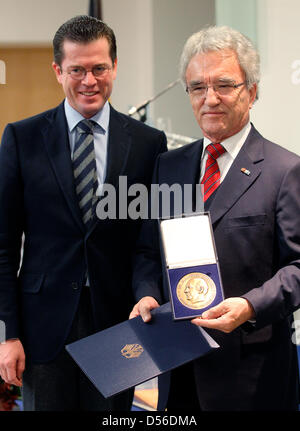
xmin=66 ymin=302 xmax=219 ymax=399
xmin=129 ymin=296 xmax=160 ymax=322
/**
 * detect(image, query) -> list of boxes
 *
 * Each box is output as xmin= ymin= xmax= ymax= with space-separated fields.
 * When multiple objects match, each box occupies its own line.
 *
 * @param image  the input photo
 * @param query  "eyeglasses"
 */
xmin=186 ymin=81 xmax=246 ymax=98
xmin=62 ymin=65 xmax=112 ymax=80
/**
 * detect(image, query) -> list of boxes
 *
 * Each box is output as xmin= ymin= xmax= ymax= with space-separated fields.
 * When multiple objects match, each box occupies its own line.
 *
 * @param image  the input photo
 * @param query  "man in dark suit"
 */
xmin=0 ymin=15 xmax=167 ymax=410
xmin=130 ymin=26 xmax=300 ymax=410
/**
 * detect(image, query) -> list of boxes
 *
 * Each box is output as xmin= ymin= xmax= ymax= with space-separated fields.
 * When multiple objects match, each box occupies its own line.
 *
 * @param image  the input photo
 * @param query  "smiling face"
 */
xmin=185 ymin=49 xmax=256 ymax=143
xmin=52 ymin=37 xmax=117 ymax=118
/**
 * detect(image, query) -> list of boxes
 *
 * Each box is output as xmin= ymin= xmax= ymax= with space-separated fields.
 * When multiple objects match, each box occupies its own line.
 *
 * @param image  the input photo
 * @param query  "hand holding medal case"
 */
xmin=159 ymin=212 xmax=224 ymax=320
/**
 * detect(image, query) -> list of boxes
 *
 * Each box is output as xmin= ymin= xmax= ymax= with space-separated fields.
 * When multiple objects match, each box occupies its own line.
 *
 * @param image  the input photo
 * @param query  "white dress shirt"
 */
xmin=200 ymin=122 xmax=251 ymax=183
xmin=64 ymin=99 xmax=110 ymax=286
xmin=64 ymin=98 xmax=110 ymax=196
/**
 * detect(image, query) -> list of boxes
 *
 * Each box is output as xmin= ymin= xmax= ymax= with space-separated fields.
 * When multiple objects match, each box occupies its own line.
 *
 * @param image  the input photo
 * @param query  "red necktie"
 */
xmin=201 ymin=143 xmax=226 ymax=201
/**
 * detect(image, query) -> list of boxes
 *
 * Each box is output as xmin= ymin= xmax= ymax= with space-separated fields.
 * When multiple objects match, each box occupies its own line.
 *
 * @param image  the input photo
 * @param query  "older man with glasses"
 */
xmin=131 ymin=26 xmax=300 ymax=411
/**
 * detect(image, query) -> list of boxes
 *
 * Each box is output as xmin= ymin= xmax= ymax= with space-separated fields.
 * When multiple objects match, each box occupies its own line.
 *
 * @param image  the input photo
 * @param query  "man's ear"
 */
xmin=249 ymin=83 xmax=257 ymax=108
xmin=112 ymin=57 xmax=118 ymax=81
xmin=52 ymin=62 xmax=63 ymax=84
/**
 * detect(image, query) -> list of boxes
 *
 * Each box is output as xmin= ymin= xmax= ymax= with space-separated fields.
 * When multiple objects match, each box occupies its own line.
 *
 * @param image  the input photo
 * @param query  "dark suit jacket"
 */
xmin=0 ymin=102 xmax=167 ymax=363
xmin=133 ymin=125 xmax=300 ymax=410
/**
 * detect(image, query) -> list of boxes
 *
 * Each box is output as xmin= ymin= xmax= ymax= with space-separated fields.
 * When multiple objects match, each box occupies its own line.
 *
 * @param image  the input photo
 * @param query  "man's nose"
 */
xmin=81 ymin=71 xmax=97 ymax=85
xmin=204 ymin=86 xmax=221 ymax=105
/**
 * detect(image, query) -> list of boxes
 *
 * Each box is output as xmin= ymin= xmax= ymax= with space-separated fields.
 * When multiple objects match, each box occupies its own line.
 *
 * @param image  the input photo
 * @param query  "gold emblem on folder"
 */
xmin=176 ymin=272 xmax=216 ymax=310
xmin=121 ymin=344 xmax=144 ymax=359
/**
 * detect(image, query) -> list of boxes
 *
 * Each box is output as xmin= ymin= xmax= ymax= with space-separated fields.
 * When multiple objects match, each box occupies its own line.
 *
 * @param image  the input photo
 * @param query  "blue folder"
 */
xmin=65 ymin=302 xmax=219 ymax=398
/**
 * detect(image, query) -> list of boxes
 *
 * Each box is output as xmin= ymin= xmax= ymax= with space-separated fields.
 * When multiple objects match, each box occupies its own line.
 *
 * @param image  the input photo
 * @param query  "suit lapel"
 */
xmin=160 ymin=139 xmax=203 ymax=216
xmin=104 ymin=106 xmax=132 ymax=187
xmin=86 ymin=106 xmax=132 ymax=234
xmin=42 ymin=103 xmax=85 ymax=233
xmin=209 ymin=125 xmax=264 ymax=225
xmin=180 ymin=139 xmax=204 ymax=187
xmin=182 ymin=140 xmax=204 ymax=213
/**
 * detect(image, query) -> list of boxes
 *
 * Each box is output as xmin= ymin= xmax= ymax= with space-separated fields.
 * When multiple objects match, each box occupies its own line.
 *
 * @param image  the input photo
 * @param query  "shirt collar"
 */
xmin=64 ymin=99 xmax=110 ymax=134
xmin=203 ymin=122 xmax=251 ymax=159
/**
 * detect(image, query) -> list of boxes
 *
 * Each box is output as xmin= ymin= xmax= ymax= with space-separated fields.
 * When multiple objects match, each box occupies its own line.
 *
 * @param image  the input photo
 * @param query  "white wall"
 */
xmin=0 ymin=59 xmax=5 ymax=84
xmin=216 ymin=0 xmax=257 ymax=45
xmin=102 ymin=0 xmax=154 ymax=116
xmin=0 ymin=0 xmax=89 ymax=44
xmin=152 ymin=0 xmax=215 ymax=139
xmin=103 ymin=0 xmax=215 ymax=138
xmin=251 ymin=0 xmax=300 ymax=156
xmin=215 ymin=0 xmax=300 ymax=156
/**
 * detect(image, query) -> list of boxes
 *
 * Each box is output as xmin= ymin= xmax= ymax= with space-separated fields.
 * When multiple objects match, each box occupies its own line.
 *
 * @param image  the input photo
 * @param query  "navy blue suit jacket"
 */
xmin=133 ymin=125 xmax=300 ymax=410
xmin=0 ymin=102 xmax=167 ymax=363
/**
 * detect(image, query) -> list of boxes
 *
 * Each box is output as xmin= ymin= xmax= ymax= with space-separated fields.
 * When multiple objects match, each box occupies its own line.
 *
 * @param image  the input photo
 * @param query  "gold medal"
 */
xmin=176 ymin=272 xmax=216 ymax=310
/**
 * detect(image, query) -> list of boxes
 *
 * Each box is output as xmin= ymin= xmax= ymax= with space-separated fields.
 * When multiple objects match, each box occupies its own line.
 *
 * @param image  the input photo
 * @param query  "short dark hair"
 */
xmin=53 ymin=15 xmax=117 ymax=66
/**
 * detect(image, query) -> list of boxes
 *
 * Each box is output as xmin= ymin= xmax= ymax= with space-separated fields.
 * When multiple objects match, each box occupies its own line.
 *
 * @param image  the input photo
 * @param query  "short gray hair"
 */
xmin=180 ymin=26 xmax=260 ymax=95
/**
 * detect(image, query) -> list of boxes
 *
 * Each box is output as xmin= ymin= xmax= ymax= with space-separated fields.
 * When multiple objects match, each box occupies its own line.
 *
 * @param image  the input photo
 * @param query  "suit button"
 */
xmin=71 ymin=282 xmax=79 ymax=290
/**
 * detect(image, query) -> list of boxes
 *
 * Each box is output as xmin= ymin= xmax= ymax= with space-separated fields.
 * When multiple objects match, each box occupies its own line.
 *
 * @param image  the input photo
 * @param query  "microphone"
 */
xmin=128 ymin=78 xmax=180 ymax=117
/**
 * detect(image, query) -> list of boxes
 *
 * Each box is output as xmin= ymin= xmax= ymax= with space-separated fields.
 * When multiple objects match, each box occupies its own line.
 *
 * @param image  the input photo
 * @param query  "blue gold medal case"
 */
xmin=159 ymin=212 xmax=224 ymax=320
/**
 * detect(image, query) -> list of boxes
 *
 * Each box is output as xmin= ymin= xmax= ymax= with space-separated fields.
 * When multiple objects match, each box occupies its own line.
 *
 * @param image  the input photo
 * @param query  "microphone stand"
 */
xmin=128 ymin=78 xmax=180 ymax=123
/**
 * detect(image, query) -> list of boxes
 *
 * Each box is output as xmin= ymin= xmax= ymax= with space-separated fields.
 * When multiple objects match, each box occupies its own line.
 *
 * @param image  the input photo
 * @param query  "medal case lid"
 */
xmin=159 ymin=212 xmax=217 ymax=269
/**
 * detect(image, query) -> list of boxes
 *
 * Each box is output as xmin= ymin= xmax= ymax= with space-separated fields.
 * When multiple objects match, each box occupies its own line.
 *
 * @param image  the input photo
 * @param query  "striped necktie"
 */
xmin=201 ymin=143 xmax=226 ymax=201
xmin=73 ymin=119 xmax=98 ymax=226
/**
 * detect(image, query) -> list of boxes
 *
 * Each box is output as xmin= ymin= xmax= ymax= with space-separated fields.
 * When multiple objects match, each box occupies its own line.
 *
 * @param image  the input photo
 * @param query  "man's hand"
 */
xmin=129 ymin=296 xmax=160 ymax=322
xmin=191 ymin=297 xmax=255 ymax=333
xmin=0 ymin=339 xmax=25 ymax=387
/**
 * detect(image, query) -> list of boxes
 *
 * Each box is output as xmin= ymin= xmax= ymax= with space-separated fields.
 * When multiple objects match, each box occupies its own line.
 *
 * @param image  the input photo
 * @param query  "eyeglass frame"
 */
xmin=60 ymin=64 xmax=113 ymax=80
xmin=185 ymin=81 xmax=246 ymax=98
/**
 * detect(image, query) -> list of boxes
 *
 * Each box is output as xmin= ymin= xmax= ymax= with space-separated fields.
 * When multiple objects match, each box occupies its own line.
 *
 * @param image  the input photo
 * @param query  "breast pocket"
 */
xmin=225 ymin=214 xmax=267 ymax=228
xmin=221 ymin=213 xmax=273 ymax=286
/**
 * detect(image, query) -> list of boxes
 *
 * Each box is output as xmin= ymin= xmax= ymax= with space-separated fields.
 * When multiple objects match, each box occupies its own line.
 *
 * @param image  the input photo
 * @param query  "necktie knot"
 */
xmin=206 ymin=142 xmax=225 ymax=160
xmin=76 ymin=119 xmax=95 ymax=135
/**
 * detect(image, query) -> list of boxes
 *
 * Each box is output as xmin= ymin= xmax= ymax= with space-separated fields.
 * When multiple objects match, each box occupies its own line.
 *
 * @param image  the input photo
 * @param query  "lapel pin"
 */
xmin=241 ymin=168 xmax=251 ymax=176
